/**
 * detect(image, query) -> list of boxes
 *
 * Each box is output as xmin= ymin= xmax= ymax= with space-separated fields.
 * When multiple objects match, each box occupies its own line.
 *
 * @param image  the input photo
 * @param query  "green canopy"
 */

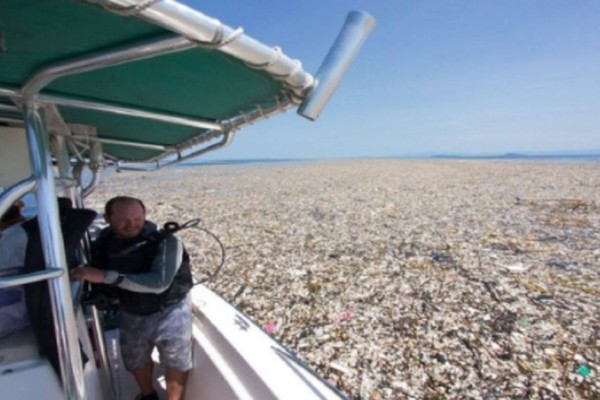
xmin=0 ymin=0 xmax=306 ymax=162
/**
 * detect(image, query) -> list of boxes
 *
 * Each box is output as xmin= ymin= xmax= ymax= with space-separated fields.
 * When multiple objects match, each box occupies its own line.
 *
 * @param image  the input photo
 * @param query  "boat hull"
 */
xmin=102 ymin=284 xmax=345 ymax=400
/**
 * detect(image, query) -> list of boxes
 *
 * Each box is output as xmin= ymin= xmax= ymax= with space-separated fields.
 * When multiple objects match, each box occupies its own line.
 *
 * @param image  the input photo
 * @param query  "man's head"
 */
xmin=104 ymin=196 xmax=146 ymax=239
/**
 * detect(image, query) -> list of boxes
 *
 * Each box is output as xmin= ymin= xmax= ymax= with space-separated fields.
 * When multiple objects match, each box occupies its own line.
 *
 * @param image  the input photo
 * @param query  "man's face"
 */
xmin=106 ymin=201 xmax=145 ymax=239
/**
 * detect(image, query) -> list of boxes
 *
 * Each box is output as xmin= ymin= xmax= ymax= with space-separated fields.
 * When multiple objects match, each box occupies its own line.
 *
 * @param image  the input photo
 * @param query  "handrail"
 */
xmin=2 ymin=87 xmax=222 ymax=132
xmin=0 ymin=177 xmax=37 ymax=218
xmin=0 ymin=268 xmax=64 ymax=289
xmin=117 ymin=130 xmax=234 ymax=171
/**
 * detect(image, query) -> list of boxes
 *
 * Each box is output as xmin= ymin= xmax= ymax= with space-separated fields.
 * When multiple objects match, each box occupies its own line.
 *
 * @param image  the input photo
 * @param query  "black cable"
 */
xmin=187 ymin=225 xmax=226 ymax=285
xmin=162 ymin=219 xmax=227 ymax=284
xmin=106 ymin=218 xmax=225 ymax=284
xmin=81 ymin=219 xmax=225 ymax=310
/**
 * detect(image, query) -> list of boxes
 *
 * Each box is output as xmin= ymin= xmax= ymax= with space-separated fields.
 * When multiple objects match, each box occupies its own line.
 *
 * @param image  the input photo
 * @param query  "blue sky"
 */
xmin=185 ymin=1 xmax=600 ymax=159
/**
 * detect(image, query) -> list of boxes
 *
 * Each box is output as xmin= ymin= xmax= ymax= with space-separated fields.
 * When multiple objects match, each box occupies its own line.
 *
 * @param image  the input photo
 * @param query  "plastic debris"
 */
xmin=504 ymin=263 xmax=528 ymax=273
xmin=330 ymin=311 xmax=355 ymax=324
xmin=546 ymin=261 xmax=577 ymax=268
xmin=263 ymin=321 xmax=277 ymax=334
xmin=576 ymin=366 xmax=591 ymax=377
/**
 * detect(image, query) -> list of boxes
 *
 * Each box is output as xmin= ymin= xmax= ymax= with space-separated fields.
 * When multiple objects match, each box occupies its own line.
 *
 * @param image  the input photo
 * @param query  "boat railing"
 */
xmin=0 ymin=268 xmax=64 ymax=288
xmin=0 ymin=193 xmax=115 ymax=400
xmin=0 ymin=104 xmax=100 ymax=399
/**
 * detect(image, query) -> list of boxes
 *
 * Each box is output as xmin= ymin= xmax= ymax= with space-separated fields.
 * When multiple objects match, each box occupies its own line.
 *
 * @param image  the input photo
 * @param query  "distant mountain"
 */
xmin=430 ymin=152 xmax=600 ymax=160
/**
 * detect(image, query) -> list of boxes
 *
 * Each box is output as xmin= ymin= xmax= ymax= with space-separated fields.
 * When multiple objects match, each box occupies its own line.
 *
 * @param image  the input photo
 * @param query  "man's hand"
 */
xmin=71 ymin=267 xmax=106 ymax=283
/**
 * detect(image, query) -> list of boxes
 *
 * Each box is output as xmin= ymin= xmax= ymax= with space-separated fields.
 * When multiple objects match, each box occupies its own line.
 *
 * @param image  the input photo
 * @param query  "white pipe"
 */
xmin=99 ymin=0 xmax=314 ymax=95
xmin=298 ymin=11 xmax=376 ymax=120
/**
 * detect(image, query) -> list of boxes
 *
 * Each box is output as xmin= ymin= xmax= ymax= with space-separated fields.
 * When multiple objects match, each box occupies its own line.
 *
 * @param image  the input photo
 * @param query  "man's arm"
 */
xmin=72 ymin=235 xmax=184 ymax=293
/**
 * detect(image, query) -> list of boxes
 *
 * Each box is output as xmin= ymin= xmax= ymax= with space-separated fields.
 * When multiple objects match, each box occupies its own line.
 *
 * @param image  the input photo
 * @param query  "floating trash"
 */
xmin=263 ymin=321 xmax=277 ymax=334
xmin=576 ymin=365 xmax=591 ymax=377
xmin=546 ymin=261 xmax=578 ymax=268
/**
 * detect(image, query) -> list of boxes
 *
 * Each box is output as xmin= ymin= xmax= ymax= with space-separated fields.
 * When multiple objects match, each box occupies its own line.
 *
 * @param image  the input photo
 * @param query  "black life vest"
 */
xmin=92 ymin=222 xmax=193 ymax=316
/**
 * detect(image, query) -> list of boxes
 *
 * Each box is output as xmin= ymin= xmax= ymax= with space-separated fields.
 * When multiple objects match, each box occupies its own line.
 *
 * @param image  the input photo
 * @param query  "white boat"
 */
xmin=0 ymin=1 xmax=375 ymax=399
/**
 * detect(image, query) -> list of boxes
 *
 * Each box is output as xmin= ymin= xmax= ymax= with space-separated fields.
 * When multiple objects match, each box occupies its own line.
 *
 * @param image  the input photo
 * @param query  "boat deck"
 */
xmin=0 ymin=327 xmax=64 ymax=399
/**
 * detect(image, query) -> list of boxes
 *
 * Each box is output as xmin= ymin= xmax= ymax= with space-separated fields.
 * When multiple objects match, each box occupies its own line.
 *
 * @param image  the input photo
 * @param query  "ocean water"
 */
xmin=180 ymin=154 xmax=600 ymax=168
xmin=177 ymin=158 xmax=311 ymax=168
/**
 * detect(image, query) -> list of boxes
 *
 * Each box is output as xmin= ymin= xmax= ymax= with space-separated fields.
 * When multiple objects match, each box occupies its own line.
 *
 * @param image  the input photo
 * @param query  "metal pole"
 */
xmin=46 ymin=105 xmax=79 ymax=203
xmin=298 ymin=11 xmax=376 ymax=120
xmin=0 ymin=268 xmax=63 ymax=288
xmin=1 ymin=87 xmax=221 ymax=132
xmin=69 ymin=135 xmax=170 ymax=151
xmin=24 ymin=101 xmax=86 ymax=400
xmin=21 ymin=34 xmax=194 ymax=98
xmin=38 ymin=93 xmax=221 ymax=131
xmin=89 ymin=305 xmax=117 ymax=400
xmin=53 ymin=134 xmax=77 ymax=198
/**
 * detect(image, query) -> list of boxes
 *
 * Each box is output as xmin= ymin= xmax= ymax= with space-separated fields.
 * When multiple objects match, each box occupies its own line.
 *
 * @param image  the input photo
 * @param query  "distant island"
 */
xmin=430 ymin=152 xmax=600 ymax=160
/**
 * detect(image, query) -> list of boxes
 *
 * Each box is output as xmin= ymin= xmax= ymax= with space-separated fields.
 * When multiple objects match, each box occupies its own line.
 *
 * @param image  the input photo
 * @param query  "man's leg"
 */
xmin=165 ymin=368 xmax=189 ymax=400
xmin=157 ymin=296 xmax=193 ymax=400
xmin=120 ymin=310 xmax=156 ymax=398
xmin=131 ymin=361 xmax=155 ymax=396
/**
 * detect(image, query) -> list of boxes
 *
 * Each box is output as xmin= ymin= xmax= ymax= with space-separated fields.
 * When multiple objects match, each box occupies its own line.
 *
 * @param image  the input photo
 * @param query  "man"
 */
xmin=72 ymin=196 xmax=193 ymax=400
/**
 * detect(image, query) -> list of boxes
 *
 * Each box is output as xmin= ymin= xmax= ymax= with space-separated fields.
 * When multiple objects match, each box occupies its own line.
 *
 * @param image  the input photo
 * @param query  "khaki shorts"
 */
xmin=119 ymin=295 xmax=193 ymax=372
